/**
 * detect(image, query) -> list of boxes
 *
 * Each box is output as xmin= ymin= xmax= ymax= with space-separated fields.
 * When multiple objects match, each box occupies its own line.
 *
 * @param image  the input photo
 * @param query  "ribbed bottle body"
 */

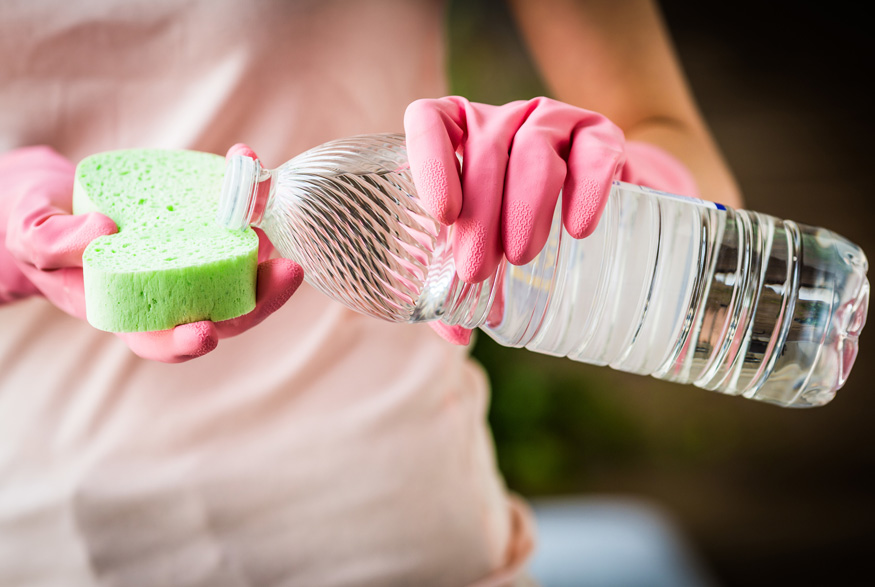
xmin=469 ymin=185 xmax=868 ymax=407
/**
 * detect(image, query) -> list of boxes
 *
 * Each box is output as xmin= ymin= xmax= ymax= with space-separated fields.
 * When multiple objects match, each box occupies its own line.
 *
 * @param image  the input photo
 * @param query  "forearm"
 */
xmin=507 ymin=0 xmax=742 ymax=208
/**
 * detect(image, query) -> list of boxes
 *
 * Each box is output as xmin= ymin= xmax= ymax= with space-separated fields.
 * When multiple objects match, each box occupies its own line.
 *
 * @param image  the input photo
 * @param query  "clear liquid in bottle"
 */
xmin=217 ymin=133 xmax=869 ymax=407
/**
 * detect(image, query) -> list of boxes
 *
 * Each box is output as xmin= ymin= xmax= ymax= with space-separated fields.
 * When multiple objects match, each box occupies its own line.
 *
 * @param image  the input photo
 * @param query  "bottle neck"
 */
xmin=438 ymin=265 xmax=504 ymax=329
xmin=217 ymin=155 xmax=274 ymax=230
xmin=410 ymin=221 xmax=503 ymax=328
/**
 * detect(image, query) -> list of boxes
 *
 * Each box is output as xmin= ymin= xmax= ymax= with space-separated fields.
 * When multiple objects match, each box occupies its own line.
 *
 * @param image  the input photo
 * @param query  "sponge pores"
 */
xmin=72 ymin=149 xmax=259 ymax=333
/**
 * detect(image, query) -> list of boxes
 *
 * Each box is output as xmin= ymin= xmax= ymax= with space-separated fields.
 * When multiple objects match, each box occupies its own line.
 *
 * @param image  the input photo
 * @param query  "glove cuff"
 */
xmin=620 ymin=141 xmax=699 ymax=198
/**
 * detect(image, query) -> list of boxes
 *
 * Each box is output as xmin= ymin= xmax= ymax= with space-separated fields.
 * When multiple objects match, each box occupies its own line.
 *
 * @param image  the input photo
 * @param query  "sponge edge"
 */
xmin=73 ymin=149 xmax=259 ymax=333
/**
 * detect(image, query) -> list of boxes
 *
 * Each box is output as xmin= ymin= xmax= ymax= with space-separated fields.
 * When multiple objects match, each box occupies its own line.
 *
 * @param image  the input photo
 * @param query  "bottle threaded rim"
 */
xmin=217 ymin=154 xmax=258 ymax=230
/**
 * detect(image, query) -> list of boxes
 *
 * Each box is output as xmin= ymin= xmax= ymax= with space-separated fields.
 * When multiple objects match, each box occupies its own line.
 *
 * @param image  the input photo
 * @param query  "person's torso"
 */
xmin=0 ymin=1 xmax=532 ymax=584
xmin=0 ymin=0 xmax=448 ymax=161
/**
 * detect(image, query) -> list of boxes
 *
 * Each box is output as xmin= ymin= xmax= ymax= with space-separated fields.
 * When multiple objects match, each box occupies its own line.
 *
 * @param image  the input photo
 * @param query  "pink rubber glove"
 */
xmin=2 ymin=145 xmax=303 ymax=363
xmin=404 ymin=96 xmax=698 ymax=345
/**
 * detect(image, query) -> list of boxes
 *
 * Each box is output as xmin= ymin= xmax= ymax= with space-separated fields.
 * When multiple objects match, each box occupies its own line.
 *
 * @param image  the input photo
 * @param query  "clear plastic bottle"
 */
xmin=217 ymin=133 xmax=869 ymax=407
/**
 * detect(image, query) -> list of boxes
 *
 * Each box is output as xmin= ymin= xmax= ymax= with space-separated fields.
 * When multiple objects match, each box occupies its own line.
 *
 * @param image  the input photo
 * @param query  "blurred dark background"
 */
xmin=447 ymin=1 xmax=875 ymax=586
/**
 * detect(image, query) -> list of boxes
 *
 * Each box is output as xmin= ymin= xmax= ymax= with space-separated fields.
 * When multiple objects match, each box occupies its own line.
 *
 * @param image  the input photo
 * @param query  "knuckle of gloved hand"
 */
xmin=599 ymin=117 xmax=626 ymax=143
xmin=404 ymin=99 xmax=446 ymax=134
xmin=512 ymin=122 xmax=547 ymax=150
xmin=530 ymin=96 xmax=559 ymax=110
xmin=404 ymin=98 xmax=436 ymax=119
xmin=29 ymin=245 xmax=58 ymax=271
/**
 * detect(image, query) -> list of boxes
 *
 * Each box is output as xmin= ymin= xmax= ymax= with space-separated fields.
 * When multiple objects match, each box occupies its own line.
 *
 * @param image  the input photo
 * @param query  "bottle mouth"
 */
xmin=838 ymin=278 xmax=868 ymax=387
xmin=217 ymin=154 xmax=258 ymax=230
xmin=793 ymin=251 xmax=869 ymax=408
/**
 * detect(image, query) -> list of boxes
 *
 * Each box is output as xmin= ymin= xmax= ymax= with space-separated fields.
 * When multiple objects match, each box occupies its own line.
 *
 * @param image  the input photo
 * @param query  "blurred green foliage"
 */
xmin=445 ymin=0 xmax=544 ymax=104
xmin=472 ymin=336 xmax=647 ymax=495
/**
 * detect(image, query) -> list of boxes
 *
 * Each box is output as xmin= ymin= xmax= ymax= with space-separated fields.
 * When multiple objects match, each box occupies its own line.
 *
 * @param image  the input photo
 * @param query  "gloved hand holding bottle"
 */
xmin=403 ymin=96 xmax=699 ymax=344
xmin=1 ymin=145 xmax=303 ymax=363
xmin=215 ymin=95 xmax=866 ymax=406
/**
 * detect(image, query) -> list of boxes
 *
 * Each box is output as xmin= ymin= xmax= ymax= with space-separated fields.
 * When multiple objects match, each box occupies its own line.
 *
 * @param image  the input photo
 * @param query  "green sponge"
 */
xmin=73 ymin=149 xmax=259 ymax=333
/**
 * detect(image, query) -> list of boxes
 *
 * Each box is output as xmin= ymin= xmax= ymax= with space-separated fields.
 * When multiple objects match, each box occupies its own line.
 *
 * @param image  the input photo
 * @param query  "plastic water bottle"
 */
xmin=217 ymin=133 xmax=869 ymax=408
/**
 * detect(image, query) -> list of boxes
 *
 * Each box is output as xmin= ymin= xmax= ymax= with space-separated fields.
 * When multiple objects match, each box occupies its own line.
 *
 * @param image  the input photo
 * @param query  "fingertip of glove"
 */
xmin=172 ymin=321 xmax=219 ymax=361
xmin=262 ymin=257 xmax=304 ymax=286
xmin=415 ymin=157 xmax=457 ymax=224
xmin=453 ymin=219 xmax=494 ymax=283
xmin=21 ymin=211 xmax=118 ymax=270
xmin=67 ymin=212 xmax=119 ymax=260
xmin=564 ymin=177 xmax=605 ymax=239
xmin=280 ymin=259 xmax=305 ymax=300
xmin=428 ymin=321 xmax=472 ymax=346
xmin=256 ymin=258 xmax=304 ymax=309
xmin=503 ymin=200 xmax=536 ymax=265
xmin=120 ymin=321 xmax=218 ymax=363
xmin=82 ymin=211 xmax=120 ymax=237
xmin=226 ymin=143 xmax=257 ymax=161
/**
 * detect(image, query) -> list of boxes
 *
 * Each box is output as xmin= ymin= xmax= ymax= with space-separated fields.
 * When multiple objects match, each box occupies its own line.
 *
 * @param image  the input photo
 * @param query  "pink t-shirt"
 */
xmin=0 ymin=0 xmax=534 ymax=585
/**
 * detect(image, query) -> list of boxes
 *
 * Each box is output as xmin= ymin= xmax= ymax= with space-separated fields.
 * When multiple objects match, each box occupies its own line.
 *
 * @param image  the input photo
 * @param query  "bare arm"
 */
xmin=507 ymin=0 xmax=743 ymax=208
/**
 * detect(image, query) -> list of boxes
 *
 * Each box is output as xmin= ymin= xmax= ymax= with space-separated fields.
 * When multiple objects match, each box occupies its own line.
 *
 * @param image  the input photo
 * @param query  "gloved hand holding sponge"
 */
xmin=1 ymin=97 xmax=697 ymax=358
xmin=0 ymin=145 xmax=303 ymax=362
